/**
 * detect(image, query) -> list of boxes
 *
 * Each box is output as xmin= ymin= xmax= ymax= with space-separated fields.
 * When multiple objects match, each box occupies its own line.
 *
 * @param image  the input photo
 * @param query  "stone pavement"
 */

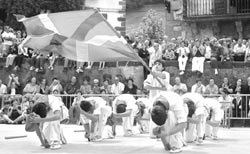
xmin=1 ymin=124 xmax=250 ymax=154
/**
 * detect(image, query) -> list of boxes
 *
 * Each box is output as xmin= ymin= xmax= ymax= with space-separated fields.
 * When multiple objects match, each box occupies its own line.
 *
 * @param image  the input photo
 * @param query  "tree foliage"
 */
xmin=0 ymin=0 xmax=83 ymax=30
xmin=129 ymin=9 xmax=164 ymax=41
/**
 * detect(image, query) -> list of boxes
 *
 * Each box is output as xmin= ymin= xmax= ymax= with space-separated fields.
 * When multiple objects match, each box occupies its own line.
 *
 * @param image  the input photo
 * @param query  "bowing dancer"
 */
xmin=181 ymin=93 xmax=206 ymax=144
xmin=204 ymin=98 xmax=224 ymax=140
xmin=79 ymin=97 xmax=112 ymax=142
xmin=112 ymin=94 xmax=138 ymax=137
xmin=151 ymin=92 xmax=187 ymax=153
xmin=25 ymin=95 xmax=67 ymax=150
xmin=144 ymin=59 xmax=172 ymax=138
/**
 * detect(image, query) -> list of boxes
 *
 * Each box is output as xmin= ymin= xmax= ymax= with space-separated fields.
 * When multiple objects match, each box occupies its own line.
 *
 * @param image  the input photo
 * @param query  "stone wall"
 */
xmin=1 ymin=58 xmax=250 ymax=91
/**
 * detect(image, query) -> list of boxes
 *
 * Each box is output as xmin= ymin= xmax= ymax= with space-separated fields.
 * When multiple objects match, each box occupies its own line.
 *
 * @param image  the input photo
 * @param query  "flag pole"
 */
xmin=94 ymin=8 xmax=165 ymax=87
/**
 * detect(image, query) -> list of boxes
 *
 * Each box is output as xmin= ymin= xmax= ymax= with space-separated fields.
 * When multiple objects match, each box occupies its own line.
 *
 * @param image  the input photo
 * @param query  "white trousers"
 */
xmin=205 ymin=109 xmax=224 ymax=137
xmin=122 ymin=110 xmax=136 ymax=135
xmin=192 ymin=57 xmax=205 ymax=73
xmin=178 ymin=56 xmax=188 ymax=71
xmin=163 ymin=111 xmax=183 ymax=149
xmin=42 ymin=111 xmax=66 ymax=145
xmin=185 ymin=114 xmax=206 ymax=142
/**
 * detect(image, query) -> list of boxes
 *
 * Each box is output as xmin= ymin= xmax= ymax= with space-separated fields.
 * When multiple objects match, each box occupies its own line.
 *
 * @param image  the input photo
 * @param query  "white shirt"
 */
xmin=144 ymin=71 xmax=172 ymax=101
xmin=112 ymin=94 xmax=137 ymax=114
xmin=204 ymin=98 xmax=221 ymax=113
xmin=177 ymin=47 xmax=189 ymax=58
xmin=148 ymin=46 xmax=163 ymax=67
xmin=1 ymin=31 xmax=16 ymax=46
xmin=181 ymin=93 xmax=205 ymax=116
xmin=234 ymin=44 xmax=246 ymax=54
xmin=204 ymin=45 xmax=211 ymax=59
xmin=152 ymin=91 xmax=187 ymax=123
xmin=0 ymin=84 xmax=7 ymax=94
xmin=111 ymin=82 xmax=125 ymax=95
xmin=85 ymin=97 xmax=107 ymax=115
xmin=47 ymin=95 xmax=62 ymax=113
xmin=191 ymin=83 xmax=205 ymax=94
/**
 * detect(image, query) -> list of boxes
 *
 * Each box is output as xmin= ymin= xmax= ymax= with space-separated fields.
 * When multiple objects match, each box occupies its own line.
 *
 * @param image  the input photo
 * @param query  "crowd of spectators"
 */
xmin=128 ymin=34 xmax=250 ymax=76
xmin=0 ymin=26 xmax=104 ymax=73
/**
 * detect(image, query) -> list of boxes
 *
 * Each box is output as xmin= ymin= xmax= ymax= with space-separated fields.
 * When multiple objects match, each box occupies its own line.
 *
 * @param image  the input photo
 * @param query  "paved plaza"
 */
xmin=1 ymin=124 xmax=250 ymax=154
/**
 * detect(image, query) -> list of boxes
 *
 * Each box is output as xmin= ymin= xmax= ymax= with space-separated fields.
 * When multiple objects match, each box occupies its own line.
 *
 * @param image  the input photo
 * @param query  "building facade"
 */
xmin=166 ymin=0 xmax=250 ymax=39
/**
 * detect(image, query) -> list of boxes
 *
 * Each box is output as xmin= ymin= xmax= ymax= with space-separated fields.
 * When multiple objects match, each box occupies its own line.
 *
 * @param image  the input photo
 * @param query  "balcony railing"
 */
xmin=184 ymin=0 xmax=250 ymax=18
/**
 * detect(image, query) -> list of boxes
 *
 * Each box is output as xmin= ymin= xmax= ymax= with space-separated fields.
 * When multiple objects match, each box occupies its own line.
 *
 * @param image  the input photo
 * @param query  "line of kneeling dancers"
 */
xmin=25 ymin=92 xmax=225 ymax=152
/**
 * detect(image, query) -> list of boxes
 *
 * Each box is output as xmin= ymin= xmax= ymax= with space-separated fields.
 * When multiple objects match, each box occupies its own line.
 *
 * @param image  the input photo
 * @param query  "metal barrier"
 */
xmin=1 ymin=93 xmax=249 ymax=128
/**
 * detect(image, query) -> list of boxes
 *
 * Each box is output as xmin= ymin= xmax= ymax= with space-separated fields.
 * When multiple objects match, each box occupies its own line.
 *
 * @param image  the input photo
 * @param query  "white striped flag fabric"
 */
xmin=15 ymin=9 xmax=140 ymax=62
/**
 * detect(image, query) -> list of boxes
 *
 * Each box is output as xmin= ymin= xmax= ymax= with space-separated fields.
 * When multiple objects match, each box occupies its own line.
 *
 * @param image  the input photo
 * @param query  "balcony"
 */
xmin=183 ymin=0 xmax=250 ymax=21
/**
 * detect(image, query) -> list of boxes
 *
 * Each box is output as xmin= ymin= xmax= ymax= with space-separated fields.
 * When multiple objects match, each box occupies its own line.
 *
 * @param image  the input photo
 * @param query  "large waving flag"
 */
xmin=16 ymin=9 xmax=140 ymax=62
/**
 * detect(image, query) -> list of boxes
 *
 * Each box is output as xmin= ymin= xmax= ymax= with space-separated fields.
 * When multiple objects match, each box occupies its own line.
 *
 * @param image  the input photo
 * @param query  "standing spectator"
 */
xmin=13 ymin=33 xmax=28 ymax=71
xmin=210 ymin=39 xmax=223 ymax=75
xmin=79 ymin=77 xmax=92 ymax=94
xmin=111 ymin=76 xmax=125 ymax=95
xmin=100 ymin=79 xmax=112 ymax=94
xmin=191 ymin=79 xmax=205 ymax=94
xmin=148 ymin=42 xmax=162 ymax=68
xmin=1 ymin=26 xmax=16 ymax=56
xmin=172 ymin=76 xmax=187 ymax=95
xmin=191 ymin=40 xmax=205 ymax=75
xmin=204 ymin=39 xmax=212 ymax=61
xmin=221 ymin=41 xmax=231 ymax=61
xmin=48 ymin=52 xmax=58 ymax=71
xmin=244 ymin=77 xmax=250 ymax=117
xmin=48 ymin=78 xmax=63 ymax=94
xmin=219 ymin=77 xmax=233 ymax=94
xmin=7 ymin=74 xmax=21 ymax=95
xmin=176 ymin=41 xmax=190 ymax=75
xmin=244 ymin=42 xmax=250 ymax=62
xmin=92 ymin=79 xmax=101 ymax=94
xmin=23 ymin=77 xmax=39 ymax=94
xmin=68 ymin=90 xmax=83 ymax=124
xmin=205 ymin=78 xmax=219 ymax=95
xmin=233 ymin=39 xmax=246 ymax=61
xmin=39 ymin=78 xmax=49 ymax=94
xmin=123 ymin=78 xmax=138 ymax=95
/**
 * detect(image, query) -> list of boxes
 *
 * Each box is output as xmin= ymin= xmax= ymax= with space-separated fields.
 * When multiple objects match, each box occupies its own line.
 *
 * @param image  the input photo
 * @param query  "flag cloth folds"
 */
xmin=16 ymin=9 xmax=139 ymax=62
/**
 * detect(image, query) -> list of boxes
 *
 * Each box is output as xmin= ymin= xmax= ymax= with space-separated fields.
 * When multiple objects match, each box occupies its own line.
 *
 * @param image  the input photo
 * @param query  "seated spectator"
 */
xmin=63 ymin=58 xmax=76 ymax=72
xmin=92 ymin=79 xmax=101 ymax=94
xmin=233 ymin=39 xmax=246 ymax=61
xmin=7 ymin=74 xmax=21 ymax=95
xmin=176 ymin=41 xmax=190 ymax=75
xmin=64 ymin=76 xmax=79 ymax=95
xmin=79 ymin=76 xmax=92 ymax=94
xmin=8 ymin=98 xmax=23 ymax=124
xmin=0 ymin=79 xmax=7 ymax=95
xmin=23 ymin=77 xmax=39 ymax=94
xmin=48 ymin=78 xmax=63 ymax=94
xmin=173 ymin=76 xmax=187 ymax=95
xmin=1 ymin=26 xmax=16 ymax=56
xmin=221 ymin=41 xmax=231 ymax=61
xmin=4 ymin=41 xmax=18 ymax=69
xmin=123 ymin=78 xmax=138 ymax=95
xmin=191 ymin=40 xmax=205 ymax=75
xmin=34 ymin=51 xmax=46 ymax=72
xmin=219 ymin=77 xmax=233 ymax=94
xmin=191 ymin=79 xmax=205 ymax=94
xmin=205 ymin=78 xmax=219 ymax=95
xmin=0 ymin=103 xmax=14 ymax=124
xmin=111 ymin=75 xmax=125 ymax=95
xmin=48 ymin=52 xmax=58 ymax=71
xmin=0 ymin=34 xmax=3 ymax=57
xmin=162 ymin=43 xmax=176 ymax=61
xmin=100 ymin=79 xmax=112 ymax=94
xmin=244 ymin=42 xmax=250 ymax=62
xmin=39 ymin=78 xmax=49 ymax=94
